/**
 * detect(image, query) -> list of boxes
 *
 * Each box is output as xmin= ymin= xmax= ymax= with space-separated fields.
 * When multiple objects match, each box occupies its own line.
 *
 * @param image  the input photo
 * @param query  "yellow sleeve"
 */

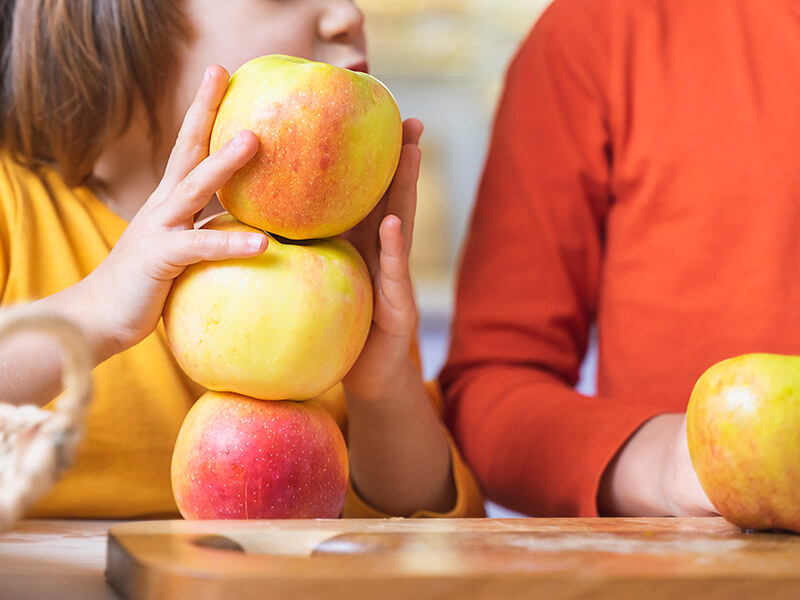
xmin=0 ymin=215 xmax=8 ymax=293
xmin=341 ymin=380 xmax=486 ymax=518
xmin=0 ymin=155 xmax=15 ymax=293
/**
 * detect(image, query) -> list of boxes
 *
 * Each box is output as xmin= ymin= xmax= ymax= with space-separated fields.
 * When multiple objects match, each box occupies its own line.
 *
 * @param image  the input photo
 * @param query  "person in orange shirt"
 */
xmin=441 ymin=0 xmax=798 ymax=518
xmin=0 ymin=0 xmax=483 ymax=519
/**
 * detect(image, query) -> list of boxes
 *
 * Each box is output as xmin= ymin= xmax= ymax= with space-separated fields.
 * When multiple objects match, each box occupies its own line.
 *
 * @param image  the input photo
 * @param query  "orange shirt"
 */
xmin=0 ymin=151 xmax=483 ymax=519
xmin=441 ymin=0 xmax=800 ymax=516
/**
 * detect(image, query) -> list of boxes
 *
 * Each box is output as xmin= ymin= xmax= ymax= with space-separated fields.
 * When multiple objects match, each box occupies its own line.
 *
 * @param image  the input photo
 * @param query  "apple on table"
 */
xmin=171 ymin=391 xmax=349 ymax=520
xmin=687 ymin=353 xmax=800 ymax=533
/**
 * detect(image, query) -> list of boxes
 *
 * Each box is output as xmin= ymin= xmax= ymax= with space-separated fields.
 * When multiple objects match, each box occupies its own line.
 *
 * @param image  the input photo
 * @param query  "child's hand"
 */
xmin=599 ymin=412 xmax=718 ymax=517
xmin=342 ymin=119 xmax=424 ymax=402
xmin=340 ymin=120 xmax=457 ymax=515
xmin=85 ymin=65 xmax=267 ymax=359
xmin=664 ymin=413 xmax=718 ymax=517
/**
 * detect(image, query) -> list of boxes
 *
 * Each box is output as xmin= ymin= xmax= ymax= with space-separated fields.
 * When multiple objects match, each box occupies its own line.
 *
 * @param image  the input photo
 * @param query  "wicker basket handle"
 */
xmin=0 ymin=308 xmax=94 ymax=530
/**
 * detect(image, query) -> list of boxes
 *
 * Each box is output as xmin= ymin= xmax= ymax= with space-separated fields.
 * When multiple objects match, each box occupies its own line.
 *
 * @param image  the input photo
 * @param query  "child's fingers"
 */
xmin=375 ymin=216 xmax=416 ymax=331
xmin=161 ymin=229 xmax=268 ymax=268
xmin=379 ymin=214 xmax=405 ymax=262
xmin=159 ymin=130 xmax=258 ymax=224
xmin=384 ymin=143 xmax=421 ymax=256
xmin=402 ymin=118 xmax=424 ymax=147
xmin=160 ymin=65 xmax=230 ymax=191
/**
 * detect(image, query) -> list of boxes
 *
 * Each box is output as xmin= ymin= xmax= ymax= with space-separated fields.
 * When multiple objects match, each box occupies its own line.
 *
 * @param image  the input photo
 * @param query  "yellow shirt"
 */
xmin=0 ymin=152 xmax=484 ymax=519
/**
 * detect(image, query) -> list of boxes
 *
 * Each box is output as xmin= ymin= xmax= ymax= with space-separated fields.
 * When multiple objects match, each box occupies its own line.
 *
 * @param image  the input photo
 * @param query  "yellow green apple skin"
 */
xmin=209 ymin=54 xmax=403 ymax=240
xmin=163 ymin=214 xmax=372 ymax=400
xmin=687 ymin=353 xmax=800 ymax=532
xmin=171 ymin=390 xmax=349 ymax=519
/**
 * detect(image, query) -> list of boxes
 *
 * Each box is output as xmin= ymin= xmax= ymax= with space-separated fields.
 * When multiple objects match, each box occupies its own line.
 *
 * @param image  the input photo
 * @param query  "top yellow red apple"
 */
xmin=210 ymin=54 xmax=403 ymax=240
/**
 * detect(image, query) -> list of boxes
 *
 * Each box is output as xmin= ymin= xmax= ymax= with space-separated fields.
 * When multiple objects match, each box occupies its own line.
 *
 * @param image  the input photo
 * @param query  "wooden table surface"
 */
xmin=0 ymin=520 xmax=121 ymax=600
xmin=4 ymin=517 xmax=800 ymax=599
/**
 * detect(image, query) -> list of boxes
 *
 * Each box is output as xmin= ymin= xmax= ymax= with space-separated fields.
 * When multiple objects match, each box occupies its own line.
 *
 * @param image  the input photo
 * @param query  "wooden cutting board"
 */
xmin=106 ymin=517 xmax=800 ymax=599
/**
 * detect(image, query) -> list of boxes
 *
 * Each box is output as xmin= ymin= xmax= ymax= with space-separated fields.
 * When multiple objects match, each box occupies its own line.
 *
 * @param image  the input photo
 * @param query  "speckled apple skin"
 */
xmin=163 ymin=214 xmax=372 ymax=400
xmin=210 ymin=54 xmax=402 ymax=240
xmin=687 ymin=353 xmax=800 ymax=532
xmin=171 ymin=390 xmax=349 ymax=519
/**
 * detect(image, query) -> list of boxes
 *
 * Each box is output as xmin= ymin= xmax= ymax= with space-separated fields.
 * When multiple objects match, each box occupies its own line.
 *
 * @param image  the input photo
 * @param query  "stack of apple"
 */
xmin=164 ymin=55 xmax=402 ymax=519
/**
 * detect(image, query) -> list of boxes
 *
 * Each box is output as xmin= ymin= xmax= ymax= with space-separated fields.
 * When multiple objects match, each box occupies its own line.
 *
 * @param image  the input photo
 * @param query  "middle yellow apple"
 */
xmin=163 ymin=215 xmax=372 ymax=400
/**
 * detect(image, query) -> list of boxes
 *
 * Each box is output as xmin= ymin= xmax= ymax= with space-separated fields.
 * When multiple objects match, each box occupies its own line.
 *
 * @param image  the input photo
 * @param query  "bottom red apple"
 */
xmin=171 ymin=390 xmax=349 ymax=519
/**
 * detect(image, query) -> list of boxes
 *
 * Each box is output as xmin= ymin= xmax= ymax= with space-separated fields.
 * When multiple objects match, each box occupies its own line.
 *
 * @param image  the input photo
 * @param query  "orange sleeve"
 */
xmin=439 ymin=0 xmax=666 ymax=517
xmin=342 ymin=380 xmax=485 ymax=518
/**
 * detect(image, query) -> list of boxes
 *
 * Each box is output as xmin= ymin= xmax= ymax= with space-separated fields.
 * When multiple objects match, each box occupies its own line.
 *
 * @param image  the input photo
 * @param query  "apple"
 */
xmin=163 ymin=214 xmax=372 ymax=400
xmin=171 ymin=390 xmax=348 ymax=519
xmin=687 ymin=353 xmax=800 ymax=532
xmin=209 ymin=54 xmax=403 ymax=240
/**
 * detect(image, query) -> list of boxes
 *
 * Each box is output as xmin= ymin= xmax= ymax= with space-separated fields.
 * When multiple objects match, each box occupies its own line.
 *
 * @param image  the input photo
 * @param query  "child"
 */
xmin=0 ymin=0 xmax=483 ymax=519
xmin=440 ymin=0 xmax=799 ymax=518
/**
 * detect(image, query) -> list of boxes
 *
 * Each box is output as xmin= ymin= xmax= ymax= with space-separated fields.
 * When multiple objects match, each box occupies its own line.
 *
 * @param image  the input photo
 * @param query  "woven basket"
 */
xmin=0 ymin=308 xmax=93 ymax=531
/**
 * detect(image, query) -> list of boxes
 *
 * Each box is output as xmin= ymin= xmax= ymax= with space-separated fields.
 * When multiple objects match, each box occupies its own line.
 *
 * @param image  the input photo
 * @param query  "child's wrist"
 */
xmin=344 ymin=356 xmax=423 ymax=417
xmin=69 ymin=274 xmax=124 ymax=363
xmin=599 ymin=413 xmax=682 ymax=516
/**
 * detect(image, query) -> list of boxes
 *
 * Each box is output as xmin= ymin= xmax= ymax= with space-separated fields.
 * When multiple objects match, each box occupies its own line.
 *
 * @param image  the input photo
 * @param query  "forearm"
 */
xmin=0 ymin=278 xmax=112 ymax=407
xmin=597 ymin=412 xmax=716 ymax=517
xmin=596 ymin=413 xmax=681 ymax=516
xmin=346 ymin=358 xmax=456 ymax=516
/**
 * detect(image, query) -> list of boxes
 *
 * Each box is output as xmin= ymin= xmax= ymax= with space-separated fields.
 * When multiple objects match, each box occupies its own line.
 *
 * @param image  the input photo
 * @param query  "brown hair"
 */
xmin=0 ymin=1 xmax=188 ymax=186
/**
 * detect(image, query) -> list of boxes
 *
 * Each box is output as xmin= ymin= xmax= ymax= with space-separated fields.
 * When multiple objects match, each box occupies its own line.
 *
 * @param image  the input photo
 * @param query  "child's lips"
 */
xmin=345 ymin=61 xmax=369 ymax=73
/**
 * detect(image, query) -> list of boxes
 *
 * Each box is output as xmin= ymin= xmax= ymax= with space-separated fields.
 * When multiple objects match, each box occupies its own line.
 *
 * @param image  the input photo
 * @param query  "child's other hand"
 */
xmin=86 ymin=65 xmax=267 ymax=359
xmin=342 ymin=118 xmax=424 ymax=402
xmin=599 ymin=412 xmax=718 ymax=517
xmin=339 ymin=121 xmax=457 ymax=516
xmin=664 ymin=413 xmax=718 ymax=517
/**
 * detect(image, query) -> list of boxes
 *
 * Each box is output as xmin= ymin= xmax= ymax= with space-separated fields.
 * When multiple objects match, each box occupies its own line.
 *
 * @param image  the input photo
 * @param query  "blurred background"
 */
xmin=360 ymin=0 xmax=553 ymax=380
